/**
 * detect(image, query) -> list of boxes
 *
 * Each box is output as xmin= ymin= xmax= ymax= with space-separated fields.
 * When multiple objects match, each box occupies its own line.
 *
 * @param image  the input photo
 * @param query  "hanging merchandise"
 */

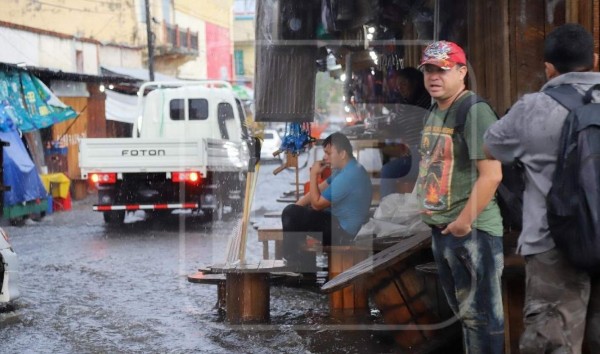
xmin=277 ymin=123 xmax=315 ymax=156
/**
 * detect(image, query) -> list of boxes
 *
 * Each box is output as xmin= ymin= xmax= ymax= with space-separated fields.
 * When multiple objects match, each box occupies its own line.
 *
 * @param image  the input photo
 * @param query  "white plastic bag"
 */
xmin=355 ymin=188 xmax=429 ymax=239
xmin=374 ymin=188 xmax=421 ymax=224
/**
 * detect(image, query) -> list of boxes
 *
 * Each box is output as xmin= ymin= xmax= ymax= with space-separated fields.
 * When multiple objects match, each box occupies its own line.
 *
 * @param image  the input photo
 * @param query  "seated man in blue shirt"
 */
xmin=281 ymin=132 xmax=373 ymax=273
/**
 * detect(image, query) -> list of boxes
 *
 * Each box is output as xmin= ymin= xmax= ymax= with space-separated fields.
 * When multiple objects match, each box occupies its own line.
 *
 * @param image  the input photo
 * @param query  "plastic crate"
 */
xmin=53 ymin=194 xmax=72 ymax=211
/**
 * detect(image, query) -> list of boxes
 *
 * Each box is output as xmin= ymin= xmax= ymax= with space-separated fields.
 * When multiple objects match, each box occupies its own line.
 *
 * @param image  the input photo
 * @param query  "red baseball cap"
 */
xmin=418 ymin=41 xmax=467 ymax=70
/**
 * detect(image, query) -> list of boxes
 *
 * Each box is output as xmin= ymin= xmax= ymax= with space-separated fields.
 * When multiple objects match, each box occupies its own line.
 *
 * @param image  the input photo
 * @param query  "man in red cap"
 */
xmin=416 ymin=40 xmax=504 ymax=353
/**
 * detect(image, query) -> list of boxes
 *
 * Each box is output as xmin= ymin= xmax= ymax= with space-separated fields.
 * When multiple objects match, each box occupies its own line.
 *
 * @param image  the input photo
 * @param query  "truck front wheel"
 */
xmin=103 ymin=211 xmax=125 ymax=225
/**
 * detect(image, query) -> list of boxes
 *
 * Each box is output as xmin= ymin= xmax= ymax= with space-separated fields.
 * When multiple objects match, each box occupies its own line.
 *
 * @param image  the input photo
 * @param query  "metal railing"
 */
xmin=162 ymin=21 xmax=199 ymax=53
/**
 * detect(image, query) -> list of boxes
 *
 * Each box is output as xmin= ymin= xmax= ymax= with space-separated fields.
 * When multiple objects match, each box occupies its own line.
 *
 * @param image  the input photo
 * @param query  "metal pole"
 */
xmin=145 ymin=0 xmax=155 ymax=81
xmin=433 ymin=0 xmax=440 ymax=41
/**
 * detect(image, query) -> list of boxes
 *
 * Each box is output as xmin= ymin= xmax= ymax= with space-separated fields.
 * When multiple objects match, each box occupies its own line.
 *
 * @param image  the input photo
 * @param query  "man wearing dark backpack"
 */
xmin=484 ymin=24 xmax=600 ymax=353
xmin=417 ymin=41 xmax=504 ymax=353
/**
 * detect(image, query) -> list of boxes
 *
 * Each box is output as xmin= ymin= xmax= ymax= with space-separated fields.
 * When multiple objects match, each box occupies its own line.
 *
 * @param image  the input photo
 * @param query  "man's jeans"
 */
xmin=431 ymin=227 xmax=504 ymax=354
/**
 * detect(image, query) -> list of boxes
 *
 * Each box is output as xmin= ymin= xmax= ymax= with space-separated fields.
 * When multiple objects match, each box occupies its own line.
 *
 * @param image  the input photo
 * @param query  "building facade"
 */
xmin=0 ymin=0 xmax=235 ymax=80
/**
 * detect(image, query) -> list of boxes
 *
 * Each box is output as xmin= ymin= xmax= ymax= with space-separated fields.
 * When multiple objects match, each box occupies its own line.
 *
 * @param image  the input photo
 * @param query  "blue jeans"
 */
xmin=431 ymin=228 xmax=504 ymax=354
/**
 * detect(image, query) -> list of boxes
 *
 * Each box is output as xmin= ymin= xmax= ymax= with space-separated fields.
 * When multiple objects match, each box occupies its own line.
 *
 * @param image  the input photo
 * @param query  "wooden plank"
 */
xmin=187 ymin=272 xmax=226 ymax=284
xmin=257 ymin=218 xmax=283 ymax=242
xmin=210 ymin=261 xmax=286 ymax=273
xmin=274 ymin=240 xmax=283 ymax=259
xmin=595 ymin=0 xmax=600 ymax=55
xmin=545 ymin=0 xmax=565 ymax=37
xmin=276 ymin=197 xmax=297 ymax=203
xmin=371 ymin=267 xmax=427 ymax=348
xmin=258 ymin=259 xmax=286 ymax=269
xmin=262 ymin=241 xmax=269 ymax=259
xmin=53 ymin=96 xmax=89 ymax=180
xmin=513 ymin=0 xmax=547 ymax=97
xmin=321 ymin=231 xmax=431 ymax=293
xmin=342 ymin=252 xmax=355 ymax=310
xmin=86 ymin=83 xmax=107 ymax=138
xmin=503 ymin=268 xmax=525 ymax=354
xmin=329 ymin=251 xmax=344 ymax=310
xmin=256 ymin=218 xmax=283 ymax=231
xmin=498 ymin=0 xmax=512 ymax=114
xmin=566 ymin=0 xmax=579 ymax=22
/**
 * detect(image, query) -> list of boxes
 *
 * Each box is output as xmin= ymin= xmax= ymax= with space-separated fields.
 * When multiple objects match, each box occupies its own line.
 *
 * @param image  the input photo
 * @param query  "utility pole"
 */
xmin=144 ymin=0 xmax=155 ymax=81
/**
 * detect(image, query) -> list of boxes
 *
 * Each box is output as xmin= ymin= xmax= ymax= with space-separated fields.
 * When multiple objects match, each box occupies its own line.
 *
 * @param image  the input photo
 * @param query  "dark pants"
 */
xmin=431 ymin=228 xmax=505 ymax=354
xmin=520 ymin=248 xmax=600 ymax=354
xmin=281 ymin=204 xmax=353 ymax=273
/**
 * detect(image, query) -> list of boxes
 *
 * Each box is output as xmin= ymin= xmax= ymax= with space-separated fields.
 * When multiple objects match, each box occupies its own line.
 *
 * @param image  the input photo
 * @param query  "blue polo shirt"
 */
xmin=322 ymin=159 xmax=373 ymax=236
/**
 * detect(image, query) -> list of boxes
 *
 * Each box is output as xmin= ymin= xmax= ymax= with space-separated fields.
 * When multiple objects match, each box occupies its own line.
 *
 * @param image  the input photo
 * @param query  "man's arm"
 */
xmin=442 ymin=159 xmax=502 ymax=236
xmin=309 ymin=165 xmax=332 ymax=210
xmin=296 ymin=179 xmax=329 ymax=207
xmin=483 ymin=98 xmax=527 ymax=163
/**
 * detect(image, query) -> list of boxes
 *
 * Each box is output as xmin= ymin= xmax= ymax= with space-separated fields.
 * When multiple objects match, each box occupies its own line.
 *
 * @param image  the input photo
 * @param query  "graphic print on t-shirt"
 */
xmin=419 ymin=126 xmax=455 ymax=211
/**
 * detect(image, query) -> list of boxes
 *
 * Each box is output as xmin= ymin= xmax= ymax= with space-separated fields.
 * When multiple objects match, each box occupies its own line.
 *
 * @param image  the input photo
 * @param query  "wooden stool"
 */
xmin=210 ymin=260 xmax=286 ymax=324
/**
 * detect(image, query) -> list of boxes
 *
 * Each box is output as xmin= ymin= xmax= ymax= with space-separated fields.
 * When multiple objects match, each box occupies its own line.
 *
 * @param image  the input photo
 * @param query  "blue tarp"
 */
xmin=0 ymin=130 xmax=47 ymax=207
xmin=0 ymin=68 xmax=77 ymax=132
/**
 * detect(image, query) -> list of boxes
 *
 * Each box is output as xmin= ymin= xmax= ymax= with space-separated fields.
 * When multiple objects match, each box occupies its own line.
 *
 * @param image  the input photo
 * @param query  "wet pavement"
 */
xmin=0 ymin=157 xmax=410 ymax=354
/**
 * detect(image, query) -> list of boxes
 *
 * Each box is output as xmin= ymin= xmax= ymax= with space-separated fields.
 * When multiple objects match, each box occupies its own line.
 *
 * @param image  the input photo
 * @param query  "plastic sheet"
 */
xmin=355 ymin=189 xmax=429 ymax=240
xmin=0 ymin=68 xmax=77 ymax=132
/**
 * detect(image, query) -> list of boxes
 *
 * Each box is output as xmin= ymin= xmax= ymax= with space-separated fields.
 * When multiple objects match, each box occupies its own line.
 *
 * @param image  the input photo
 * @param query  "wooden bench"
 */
xmin=255 ymin=218 xmax=284 ymax=260
xmin=321 ymin=232 xmax=449 ymax=350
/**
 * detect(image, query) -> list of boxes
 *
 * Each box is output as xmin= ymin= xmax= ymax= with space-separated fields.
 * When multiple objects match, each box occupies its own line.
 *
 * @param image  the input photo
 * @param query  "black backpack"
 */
xmin=453 ymin=95 xmax=525 ymax=231
xmin=545 ymin=84 xmax=600 ymax=273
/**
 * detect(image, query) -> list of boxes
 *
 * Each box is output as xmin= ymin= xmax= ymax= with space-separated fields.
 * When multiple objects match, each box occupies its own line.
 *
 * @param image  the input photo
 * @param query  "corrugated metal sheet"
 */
xmin=254 ymin=45 xmax=317 ymax=122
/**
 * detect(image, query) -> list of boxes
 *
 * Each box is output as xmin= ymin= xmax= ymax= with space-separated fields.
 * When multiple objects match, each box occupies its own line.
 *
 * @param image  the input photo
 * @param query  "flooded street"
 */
xmin=0 ymin=159 xmax=402 ymax=354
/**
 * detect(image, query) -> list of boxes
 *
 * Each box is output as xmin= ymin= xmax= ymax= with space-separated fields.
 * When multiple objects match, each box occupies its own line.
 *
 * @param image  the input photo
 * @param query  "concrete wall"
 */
xmin=0 ymin=27 xmax=40 ymax=65
xmin=0 ymin=26 xmax=142 ymax=74
xmin=233 ymin=17 xmax=255 ymax=80
xmin=99 ymin=46 xmax=143 ymax=69
xmin=0 ymin=0 xmax=141 ymax=46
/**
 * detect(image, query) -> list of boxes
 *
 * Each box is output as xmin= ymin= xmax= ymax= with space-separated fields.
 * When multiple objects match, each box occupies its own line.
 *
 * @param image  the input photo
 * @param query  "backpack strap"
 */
xmin=544 ymin=85 xmax=585 ymax=111
xmin=454 ymin=94 xmax=496 ymax=135
xmin=584 ymin=84 xmax=600 ymax=104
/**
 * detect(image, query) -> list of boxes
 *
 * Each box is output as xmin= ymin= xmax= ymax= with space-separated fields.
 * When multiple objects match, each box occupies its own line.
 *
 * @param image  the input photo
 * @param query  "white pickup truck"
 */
xmin=79 ymin=81 xmax=251 ymax=224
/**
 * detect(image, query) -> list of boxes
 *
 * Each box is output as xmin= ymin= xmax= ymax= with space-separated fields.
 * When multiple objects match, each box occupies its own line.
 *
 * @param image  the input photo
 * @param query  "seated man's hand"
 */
xmin=311 ymin=160 xmax=328 ymax=177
